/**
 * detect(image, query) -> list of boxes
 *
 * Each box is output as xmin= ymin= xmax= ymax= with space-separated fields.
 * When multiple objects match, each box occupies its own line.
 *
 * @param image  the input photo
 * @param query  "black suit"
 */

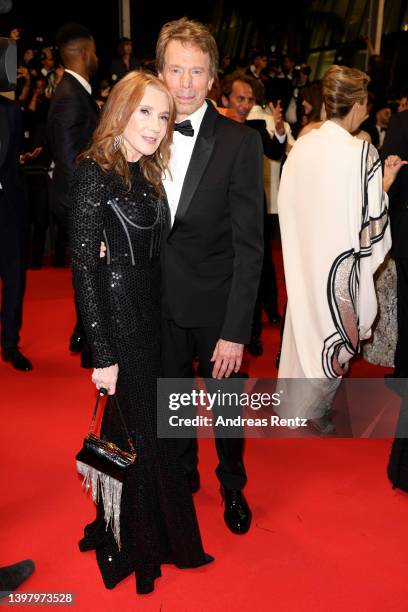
xmin=48 ymin=72 xmax=99 ymax=345
xmin=161 ymin=101 xmax=264 ymax=490
xmin=246 ymin=119 xmax=285 ymax=338
xmin=382 ymin=110 xmax=408 ymax=375
xmin=48 ymin=72 xmax=99 ymax=264
xmin=0 ymin=96 xmax=27 ymax=350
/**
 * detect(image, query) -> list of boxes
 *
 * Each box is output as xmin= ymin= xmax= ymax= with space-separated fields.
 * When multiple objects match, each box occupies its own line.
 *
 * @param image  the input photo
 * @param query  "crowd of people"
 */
xmin=1 ymin=15 xmax=407 ymax=597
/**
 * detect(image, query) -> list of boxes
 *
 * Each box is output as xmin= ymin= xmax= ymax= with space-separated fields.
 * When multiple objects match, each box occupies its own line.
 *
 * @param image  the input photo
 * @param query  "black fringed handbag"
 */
xmin=76 ymin=389 xmax=137 ymax=549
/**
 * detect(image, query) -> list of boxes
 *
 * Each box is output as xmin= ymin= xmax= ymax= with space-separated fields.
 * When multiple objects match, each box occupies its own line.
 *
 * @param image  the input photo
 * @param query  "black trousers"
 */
xmin=50 ymin=202 xmax=86 ymax=340
xmin=0 ymin=204 xmax=26 ymax=350
xmin=161 ymin=319 xmax=247 ymax=490
xmin=51 ymin=204 xmax=69 ymax=268
xmin=23 ymin=167 xmax=49 ymax=268
xmin=252 ymin=213 xmax=278 ymax=339
xmin=394 ymin=259 xmax=408 ymax=376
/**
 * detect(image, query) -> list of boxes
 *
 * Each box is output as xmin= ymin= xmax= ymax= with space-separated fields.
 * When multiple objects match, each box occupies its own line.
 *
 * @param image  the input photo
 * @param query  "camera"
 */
xmin=0 ymin=37 xmax=17 ymax=91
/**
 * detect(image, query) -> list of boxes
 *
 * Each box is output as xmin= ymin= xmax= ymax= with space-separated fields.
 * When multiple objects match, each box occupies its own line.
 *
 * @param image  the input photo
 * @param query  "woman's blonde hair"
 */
xmin=156 ymin=17 xmax=219 ymax=79
xmin=323 ymin=65 xmax=370 ymax=120
xmin=80 ymin=71 xmax=175 ymax=193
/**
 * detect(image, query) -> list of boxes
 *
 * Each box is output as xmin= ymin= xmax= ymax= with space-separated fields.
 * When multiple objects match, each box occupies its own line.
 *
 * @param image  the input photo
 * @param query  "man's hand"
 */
xmin=269 ymin=100 xmax=285 ymax=136
xmin=92 ymin=364 xmax=119 ymax=395
xmin=383 ymin=155 xmax=408 ymax=193
xmin=211 ymin=339 xmax=244 ymax=379
xmin=100 ymin=241 xmax=106 ymax=258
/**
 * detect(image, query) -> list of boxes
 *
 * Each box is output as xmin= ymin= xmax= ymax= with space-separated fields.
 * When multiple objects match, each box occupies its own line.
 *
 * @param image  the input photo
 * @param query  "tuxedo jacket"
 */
xmin=0 ymin=96 xmax=25 ymax=222
xmin=245 ymin=119 xmax=286 ymax=161
xmin=382 ymin=110 xmax=408 ymax=258
xmin=162 ymin=101 xmax=264 ymax=345
xmin=47 ymin=73 xmax=99 ymax=214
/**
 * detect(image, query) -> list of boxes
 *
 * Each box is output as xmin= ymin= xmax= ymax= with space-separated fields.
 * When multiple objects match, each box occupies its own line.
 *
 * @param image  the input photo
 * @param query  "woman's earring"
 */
xmin=113 ymin=134 xmax=123 ymax=152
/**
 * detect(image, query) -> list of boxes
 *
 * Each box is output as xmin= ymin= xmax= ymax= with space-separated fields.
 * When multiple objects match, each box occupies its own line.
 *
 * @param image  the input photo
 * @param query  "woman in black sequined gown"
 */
xmin=71 ymin=72 xmax=212 ymax=594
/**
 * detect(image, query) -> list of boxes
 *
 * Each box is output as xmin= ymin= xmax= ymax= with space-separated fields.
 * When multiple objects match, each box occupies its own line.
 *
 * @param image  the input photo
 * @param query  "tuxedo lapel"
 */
xmin=171 ymin=102 xmax=217 ymax=234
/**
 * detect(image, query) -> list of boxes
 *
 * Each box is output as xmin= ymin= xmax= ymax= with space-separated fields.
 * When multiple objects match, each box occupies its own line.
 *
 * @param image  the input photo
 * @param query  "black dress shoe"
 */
xmin=69 ymin=332 xmax=84 ymax=353
xmin=186 ymin=471 xmax=200 ymax=493
xmin=2 ymin=348 xmax=32 ymax=371
xmin=0 ymin=559 xmax=35 ymax=596
xmin=220 ymin=487 xmax=252 ymax=534
xmin=246 ymin=337 xmax=263 ymax=357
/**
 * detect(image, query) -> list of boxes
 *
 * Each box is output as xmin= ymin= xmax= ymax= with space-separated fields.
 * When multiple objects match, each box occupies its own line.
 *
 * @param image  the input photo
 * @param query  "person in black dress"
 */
xmin=70 ymin=71 xmax=213 ymax=595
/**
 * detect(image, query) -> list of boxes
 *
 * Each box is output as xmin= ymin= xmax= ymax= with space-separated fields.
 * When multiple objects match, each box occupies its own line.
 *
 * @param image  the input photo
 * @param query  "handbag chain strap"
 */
xmin=88 ymin=391 xmax=136 ymax=456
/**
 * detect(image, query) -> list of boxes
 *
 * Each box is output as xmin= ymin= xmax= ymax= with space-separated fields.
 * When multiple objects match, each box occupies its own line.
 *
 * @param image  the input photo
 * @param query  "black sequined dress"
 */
xmin=71 ymin=157 xmax=211 ymax=594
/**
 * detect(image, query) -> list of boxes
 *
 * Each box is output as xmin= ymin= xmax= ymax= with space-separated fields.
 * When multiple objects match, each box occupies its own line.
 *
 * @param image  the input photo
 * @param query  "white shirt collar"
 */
xmin=65 ymin=69 xmax=92 ymax=95
xmin=163 ymin=102 xmax=208 ymax=226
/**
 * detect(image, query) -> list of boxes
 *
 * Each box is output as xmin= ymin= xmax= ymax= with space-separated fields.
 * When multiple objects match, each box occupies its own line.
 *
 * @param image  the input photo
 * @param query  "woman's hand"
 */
xmin=91 ymin=364 xmax=119 ymax=395
xmin=383 ymin=155 xmax=408 ymax=192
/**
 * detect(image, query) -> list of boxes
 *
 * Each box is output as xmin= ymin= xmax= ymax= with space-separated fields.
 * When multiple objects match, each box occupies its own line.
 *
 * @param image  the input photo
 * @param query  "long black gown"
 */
xmin=71 ymin=157 xmax=211 ymax=594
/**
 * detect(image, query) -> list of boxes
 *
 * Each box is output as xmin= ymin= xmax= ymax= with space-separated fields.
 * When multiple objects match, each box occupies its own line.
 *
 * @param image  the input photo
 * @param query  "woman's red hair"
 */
xmin=80 ymin=70 xmax=175 ymax=193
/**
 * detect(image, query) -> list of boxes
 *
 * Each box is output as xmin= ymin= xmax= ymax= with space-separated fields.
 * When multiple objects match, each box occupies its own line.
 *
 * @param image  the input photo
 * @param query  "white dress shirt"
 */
xmin=163 ymin=102 xmax=207 ymax=226
xmin=64 ymin=69 xmax=92 ymax=95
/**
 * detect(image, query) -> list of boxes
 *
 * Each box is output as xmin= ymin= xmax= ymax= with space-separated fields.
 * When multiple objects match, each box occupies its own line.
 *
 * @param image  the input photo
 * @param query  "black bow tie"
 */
xmin=174 ymin=119 xmax=194 ymax=137
xmin=379 ymin=126 xmax=387 ymax=133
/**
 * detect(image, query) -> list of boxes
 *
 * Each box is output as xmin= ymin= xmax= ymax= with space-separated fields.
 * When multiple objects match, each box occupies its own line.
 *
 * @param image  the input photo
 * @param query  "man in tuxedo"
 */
xmin=157 ymin=18 xmax=264 ymax=534
xmin=382 ymin=110 xmax=408 ymax=376
xmin=47 ymin=23 xmax=99 ymax=367
xmin=220 ymin=74 xmax=285 ymax=356
xmin=0 ymin=94 xmax=32 ymax=371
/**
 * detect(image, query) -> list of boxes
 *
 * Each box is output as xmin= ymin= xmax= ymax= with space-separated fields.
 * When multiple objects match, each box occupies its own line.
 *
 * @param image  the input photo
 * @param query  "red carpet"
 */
xmin=2 ymin=250 xmax=408 ymax=611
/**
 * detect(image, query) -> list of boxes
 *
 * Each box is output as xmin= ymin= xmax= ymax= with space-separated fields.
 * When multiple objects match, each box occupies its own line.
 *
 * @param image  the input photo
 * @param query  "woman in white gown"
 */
xmin=277 ymin=65 xmax=405 ymax=422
